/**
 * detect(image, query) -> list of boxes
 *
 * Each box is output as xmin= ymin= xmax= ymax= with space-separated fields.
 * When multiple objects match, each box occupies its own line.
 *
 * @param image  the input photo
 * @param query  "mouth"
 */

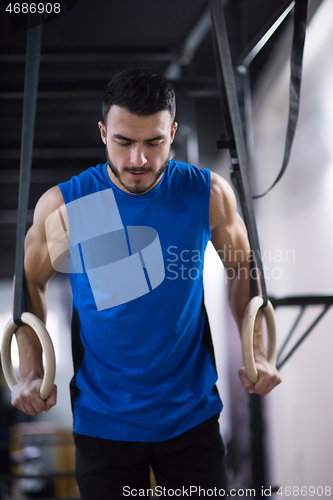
xmin=127 ymin=170 xmax=150 ymax=179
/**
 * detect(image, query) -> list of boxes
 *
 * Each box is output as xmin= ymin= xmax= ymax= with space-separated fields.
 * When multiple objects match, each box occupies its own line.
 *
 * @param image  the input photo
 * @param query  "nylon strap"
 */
xmin=254 ymin=0 xmax=308 ymax=198
xmin=209 ymin=0 xmax=267 ymax=304
xmin=13 ymin=20 xmax=42 ymax=326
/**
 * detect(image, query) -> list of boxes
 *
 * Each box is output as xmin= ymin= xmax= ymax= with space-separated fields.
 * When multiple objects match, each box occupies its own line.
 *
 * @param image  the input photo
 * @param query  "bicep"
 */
xmin=211 ymin=213 xmax=250 ymax=269
xmin=209 ymin=172 xmax=250 ymax=268
xmin=24 ymin=186 xmax=65 ymax=287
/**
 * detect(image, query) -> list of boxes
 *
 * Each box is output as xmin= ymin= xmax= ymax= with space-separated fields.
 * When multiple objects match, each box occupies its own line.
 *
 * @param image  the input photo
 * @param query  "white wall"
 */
xmin=204 ymin=242 xmax=231 ymax=441
xmin=252 ymin=0 xmax=333 ymax=494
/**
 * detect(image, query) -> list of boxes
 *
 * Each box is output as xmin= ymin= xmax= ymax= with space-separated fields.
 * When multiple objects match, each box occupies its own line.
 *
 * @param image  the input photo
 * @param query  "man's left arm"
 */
xmin=209 ymin=171 xmax=281 ymax=396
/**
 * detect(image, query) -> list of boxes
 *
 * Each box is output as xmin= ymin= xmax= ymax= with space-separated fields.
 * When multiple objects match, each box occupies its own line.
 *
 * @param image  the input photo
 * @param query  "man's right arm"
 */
xmin=11 ymin=186 xmax=65 ymax=415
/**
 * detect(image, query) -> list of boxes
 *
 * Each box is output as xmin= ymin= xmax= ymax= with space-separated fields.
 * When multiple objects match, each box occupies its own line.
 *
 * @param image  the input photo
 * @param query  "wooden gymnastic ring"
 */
xmin=241 ymin=296 xmax=277 ymax=384
xmin=1 ymin=313 xmax=56 ymax=401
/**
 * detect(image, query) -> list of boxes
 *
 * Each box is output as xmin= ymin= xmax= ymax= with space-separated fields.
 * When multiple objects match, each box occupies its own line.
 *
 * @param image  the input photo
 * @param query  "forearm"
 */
xmin=226 ymin=261 xmax=266 ymax=359
xmin=16 ymin=325 xmax=44 ymax=379
xmin=15 ymin=280 xmax=48 ymax=380
xmin=226 ymin=259 xmax=252 ymax=332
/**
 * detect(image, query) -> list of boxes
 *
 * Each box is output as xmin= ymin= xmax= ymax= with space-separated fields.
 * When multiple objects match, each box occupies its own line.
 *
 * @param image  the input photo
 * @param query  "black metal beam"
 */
xmin=270 ymin=295 xmax=333 ymax=307
xmin=0 ymin=78 xmax=219 ymax=100
xmin=0 ymin=148 xmax=104 ymax=160
xmin=165 ymin=8 xmax=212 ymax=79
xmin=0 ymin=52 xmax=179 ymax=63
xmin=277 ymin=303 xmax=332 ymax=370
xmin=236 ymin=1 xmax=295 ymax=67
xmin=209 ymin=1 xmax=269 ymax=496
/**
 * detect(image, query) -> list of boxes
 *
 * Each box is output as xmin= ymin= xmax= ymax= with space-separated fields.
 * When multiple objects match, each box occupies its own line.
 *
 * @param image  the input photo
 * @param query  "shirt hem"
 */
xmin=73 ymin=403 xmax=223 ymax=442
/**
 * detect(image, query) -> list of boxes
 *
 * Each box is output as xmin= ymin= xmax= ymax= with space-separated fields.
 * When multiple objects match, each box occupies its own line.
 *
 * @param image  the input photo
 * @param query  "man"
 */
xmin=12 ymin=68 xmax=281 ymax=498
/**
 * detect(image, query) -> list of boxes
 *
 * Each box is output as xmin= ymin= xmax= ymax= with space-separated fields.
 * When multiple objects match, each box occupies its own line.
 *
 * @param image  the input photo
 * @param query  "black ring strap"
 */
xmin=13 ymin=19 xmax=43 ymax=326
xmin=209 ymin=0 xmax=267 ymax=305
xmin=254 ymin=0 xmax=309 ymax=198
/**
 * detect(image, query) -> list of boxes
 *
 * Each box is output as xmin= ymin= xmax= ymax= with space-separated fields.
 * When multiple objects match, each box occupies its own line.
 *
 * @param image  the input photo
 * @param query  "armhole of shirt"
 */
xmin=205 ymin=168 xmax=212 ymax=241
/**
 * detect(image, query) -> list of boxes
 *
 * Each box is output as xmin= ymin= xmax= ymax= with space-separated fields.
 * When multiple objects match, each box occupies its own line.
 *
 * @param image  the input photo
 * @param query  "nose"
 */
xmin=130 ymin=144 xmax=148 ymax=167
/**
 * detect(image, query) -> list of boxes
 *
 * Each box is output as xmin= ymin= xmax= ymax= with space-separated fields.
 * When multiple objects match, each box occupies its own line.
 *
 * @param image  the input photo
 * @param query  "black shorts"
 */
xmin=74 ymin=414 xmax=227 ymax=499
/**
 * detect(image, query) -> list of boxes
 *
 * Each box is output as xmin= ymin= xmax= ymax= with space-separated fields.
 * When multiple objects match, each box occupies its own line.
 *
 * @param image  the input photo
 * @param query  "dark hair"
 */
xmin=102 ymin=67 xmax=176 ymax=123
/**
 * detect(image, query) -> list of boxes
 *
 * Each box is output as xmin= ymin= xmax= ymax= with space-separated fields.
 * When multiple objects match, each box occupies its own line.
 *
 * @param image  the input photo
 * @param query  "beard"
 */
xmin=105 ymin=148 xmax=170 ymax=195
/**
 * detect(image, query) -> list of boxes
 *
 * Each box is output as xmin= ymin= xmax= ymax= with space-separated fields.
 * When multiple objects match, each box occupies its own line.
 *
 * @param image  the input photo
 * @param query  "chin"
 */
xmin=125 ymin=184 xmax=151 ymax=195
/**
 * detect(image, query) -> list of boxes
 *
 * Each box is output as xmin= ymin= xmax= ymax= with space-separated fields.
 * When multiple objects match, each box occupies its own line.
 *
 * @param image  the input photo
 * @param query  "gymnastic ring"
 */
xmin=1 ymin=313 xmax=56 ymax=401
xmin=241 ymin=296 xmax=277 ymax=384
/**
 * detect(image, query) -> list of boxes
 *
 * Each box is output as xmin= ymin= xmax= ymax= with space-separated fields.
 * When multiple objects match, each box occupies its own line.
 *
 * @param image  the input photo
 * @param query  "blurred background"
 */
xmin=0 ymin=0 xmax=332 ymax=498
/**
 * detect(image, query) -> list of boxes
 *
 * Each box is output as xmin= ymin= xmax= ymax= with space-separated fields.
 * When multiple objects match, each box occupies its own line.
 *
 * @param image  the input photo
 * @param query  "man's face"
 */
xmin=98 ymin=106 xmax=177 ymax=195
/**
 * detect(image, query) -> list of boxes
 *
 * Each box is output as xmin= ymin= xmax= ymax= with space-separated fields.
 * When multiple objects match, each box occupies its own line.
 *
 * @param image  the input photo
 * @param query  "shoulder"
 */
xmin=34 ymin=186 xmax=64 ymax=222
xmin=29 ymin=186 xmax=65 ymax=242
xmin=210 ymin=171 xmax=237 ymax=231
xmin=168 ymin=160 xmax=209 ymax=180
xmin=167 ymin=161 xmax=211 ymax=195
xmin=58 ymin=164 xmax=108 ymax=202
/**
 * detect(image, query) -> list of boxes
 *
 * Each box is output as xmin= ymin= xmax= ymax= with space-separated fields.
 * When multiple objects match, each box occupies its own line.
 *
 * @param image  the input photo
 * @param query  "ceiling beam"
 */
xmin=0 ymin=167 xmax=85 ymax=184
xmin=0 ymin=52 xmax=179 ymax=63
xmin=0 ymin=78 xmax=219 ymax=100
xmin=0 ymin=148 xmax=105 ymax=160
xmin=165 ymin=8 xmax=212 ymax=80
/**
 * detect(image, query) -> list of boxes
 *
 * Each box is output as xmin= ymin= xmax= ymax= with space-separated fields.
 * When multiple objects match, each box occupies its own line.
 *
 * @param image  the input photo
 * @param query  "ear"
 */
xmin=98 ymin=121 xmax=107 ymax=145
xmin=170 ymin=121 xmax=178 ymax=144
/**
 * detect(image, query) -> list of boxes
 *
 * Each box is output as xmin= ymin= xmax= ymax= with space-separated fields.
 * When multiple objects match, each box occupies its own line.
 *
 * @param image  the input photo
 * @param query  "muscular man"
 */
xmin=12 ymin=68 xmax=281 ymax=498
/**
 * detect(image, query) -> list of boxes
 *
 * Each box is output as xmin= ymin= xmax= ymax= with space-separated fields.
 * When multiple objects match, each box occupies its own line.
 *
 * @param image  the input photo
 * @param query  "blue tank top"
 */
xmin=58 ymin=161 xmax=222 ymax=441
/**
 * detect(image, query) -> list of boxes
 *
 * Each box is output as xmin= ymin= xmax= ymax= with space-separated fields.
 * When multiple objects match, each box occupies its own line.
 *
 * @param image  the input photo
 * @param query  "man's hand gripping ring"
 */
xmin=1 ymin=313 xmax=56 ymax=401
xmin=241 ymin=296 xmax=277 ymax=384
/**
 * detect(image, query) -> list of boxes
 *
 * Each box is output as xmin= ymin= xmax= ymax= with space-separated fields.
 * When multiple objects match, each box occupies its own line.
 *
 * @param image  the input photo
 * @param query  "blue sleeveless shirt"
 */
xmin=58 ymin=161 xmax=222 ymax=442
